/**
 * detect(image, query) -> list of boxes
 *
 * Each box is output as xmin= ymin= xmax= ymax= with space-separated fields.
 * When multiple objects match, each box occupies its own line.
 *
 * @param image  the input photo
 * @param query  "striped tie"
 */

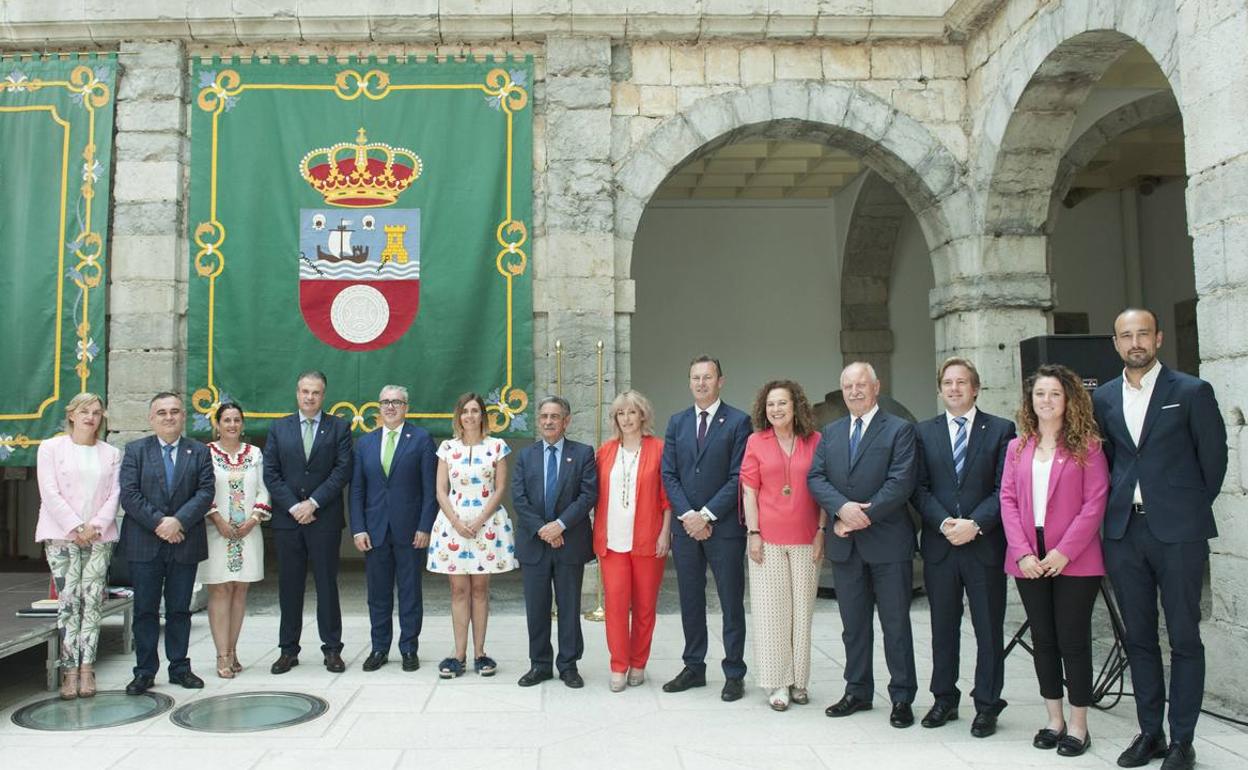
xmin=952 ymin=416 xmax=968 ymax=477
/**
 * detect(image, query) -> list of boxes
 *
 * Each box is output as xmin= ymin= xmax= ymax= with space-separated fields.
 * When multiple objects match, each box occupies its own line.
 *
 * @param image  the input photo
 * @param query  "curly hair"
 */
xmin=750 ymin=379 xmax=817 ymax=437
xmin=1015 ymin=364 xmax=1101 ymax=465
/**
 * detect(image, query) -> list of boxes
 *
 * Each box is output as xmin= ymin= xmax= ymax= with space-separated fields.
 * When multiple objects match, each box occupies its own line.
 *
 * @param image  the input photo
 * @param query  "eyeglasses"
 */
xmin=379 ymin=399 xmax=407 ymax=408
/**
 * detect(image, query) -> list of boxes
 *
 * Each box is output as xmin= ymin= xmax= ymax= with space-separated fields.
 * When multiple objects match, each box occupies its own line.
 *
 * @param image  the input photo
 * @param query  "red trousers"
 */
xmin=600 ymin=549 xmax=666 ymax=673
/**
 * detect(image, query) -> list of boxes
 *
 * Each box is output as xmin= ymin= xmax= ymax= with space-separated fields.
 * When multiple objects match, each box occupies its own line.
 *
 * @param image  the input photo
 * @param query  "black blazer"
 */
xmin=1093 ymin=365 xmax=1228 ymax=543
xmin=807 ymin=409 xmax=917 ymax=564
xmin=660 ymin=403 xmax=752 ymax=538
xmin=263 ymin=411 xmax=354 ymax=531
xmin=511 ymin=438 xmax=597 ymax=566
xmin=912 ymin=410 xmax=1015 ymax=567
xmin=118 ymin=435 xmax=215 ymax=564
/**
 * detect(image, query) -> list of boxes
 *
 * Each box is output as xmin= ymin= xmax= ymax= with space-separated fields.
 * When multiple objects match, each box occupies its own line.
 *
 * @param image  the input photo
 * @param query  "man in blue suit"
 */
xmin=912 ymin=357 xmax=1014 ymax=737
xmin=118 ymin=392 xmax=215 ymax=695
xmin=511 ymin=395 xmax=597 ymax=688
xmin=1093 ymin=308 xmax=1227 ymax=770
xmin=660 ymin=355 xmax=752 ymax=702
xmin=349 ymin=384 xmax=438 ymax=673
xmin=808 ymin=362 xmax=918 ymax=728
xmin=263 ymin=370 xmax=354 ymax=674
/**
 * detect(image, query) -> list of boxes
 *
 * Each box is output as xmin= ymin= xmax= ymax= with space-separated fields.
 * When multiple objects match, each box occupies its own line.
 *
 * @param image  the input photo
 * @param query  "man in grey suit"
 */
xmin=118 ymin=392 xmax=215 ymax=695
xmin=808 ymin=362 xmax=919 ymax=728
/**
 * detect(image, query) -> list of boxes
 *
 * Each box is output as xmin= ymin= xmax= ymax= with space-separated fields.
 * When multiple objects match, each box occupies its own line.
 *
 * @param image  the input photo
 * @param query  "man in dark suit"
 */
xmin=118 ymin=392 xmax=215 ymax=695
xmin=912 ymin=357 xmax=1015 ymax=737
xmin=510 ymin=395 xmax=597 ymax=688
xmin=660 ymin=355 xmax=753 ymax=702
xmin=808 ymin=361 xmax=918 ymax=727
xmin=349 ymin=384 xmax=438 ymax=673
xmin=263 ymin=370 xmax=354 ymax=674
xmin=1093 ymin=308 xmax=1227 ymax=770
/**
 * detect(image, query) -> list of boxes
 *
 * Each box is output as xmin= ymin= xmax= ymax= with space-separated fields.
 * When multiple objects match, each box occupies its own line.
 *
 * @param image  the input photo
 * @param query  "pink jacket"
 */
xmin=999 ymin=436 xmax=1109 ymax=578
xmin=35 ymin=434 xmax=122 ymax=543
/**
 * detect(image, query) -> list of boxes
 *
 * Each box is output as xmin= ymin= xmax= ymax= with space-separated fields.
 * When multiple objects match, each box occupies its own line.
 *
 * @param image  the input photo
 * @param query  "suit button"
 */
xmin=695 ymin=468 xmax=700 ymax=474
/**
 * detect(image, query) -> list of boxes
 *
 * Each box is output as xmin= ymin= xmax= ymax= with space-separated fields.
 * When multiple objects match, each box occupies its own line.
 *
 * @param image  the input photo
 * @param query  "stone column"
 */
xmin=107 ymin=40 xmax=189 ymax=445
xmin=537 ymin=36 xmax=617 ymax=444
xmin=1177 ymin=0 xmax=1248 ymax=715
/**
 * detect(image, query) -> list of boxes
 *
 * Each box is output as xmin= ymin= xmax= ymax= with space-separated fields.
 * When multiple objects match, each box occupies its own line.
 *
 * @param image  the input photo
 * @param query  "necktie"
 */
xmin=952 ymin=416 xmax=968 ymax=478
xmin=302 ymin=419 xmax=314 ymax=460
xmin=544 ymin=445 xmax=558 ymax=520
xmin=849 ymin=417 xmax=863 ymax=462
xmin=696 ymin=410 xmax=709 ymax=448
xmin=162 ymin=444 xmax=176 ymax=490
xmin=381 ymin=430 xmax=397 ymax=477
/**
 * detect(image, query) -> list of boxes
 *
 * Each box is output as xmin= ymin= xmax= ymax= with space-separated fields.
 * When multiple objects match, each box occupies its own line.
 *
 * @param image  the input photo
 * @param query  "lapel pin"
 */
xmin=718 ymin=416 xmax=724 ymax=423
xmin=565 ymin=457 xmax=572 ymax=463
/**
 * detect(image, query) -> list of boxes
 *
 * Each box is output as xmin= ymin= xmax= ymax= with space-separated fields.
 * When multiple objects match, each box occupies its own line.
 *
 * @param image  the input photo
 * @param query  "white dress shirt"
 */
xmin=849 ymin=404 xmax=880 ymax=449
xmin=1122 ymin=359 xmax=1162 ymax=504
xmin=379 ymin=426 xmax=402 ymax=464
xmin=606 ymin=446 xmax=640 ymax=552
xmin=1032 ymin=454 xmax=1054 ymax=528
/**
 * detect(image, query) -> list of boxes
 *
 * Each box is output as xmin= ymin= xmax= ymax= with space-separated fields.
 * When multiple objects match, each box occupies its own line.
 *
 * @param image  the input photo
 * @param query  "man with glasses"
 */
xmin=349 ymin=385 xmax=438 ymax=672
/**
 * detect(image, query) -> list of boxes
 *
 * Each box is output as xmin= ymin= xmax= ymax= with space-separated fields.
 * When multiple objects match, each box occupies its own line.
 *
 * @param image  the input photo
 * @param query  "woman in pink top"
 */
xmin=1000 ymin=364 xmax=1109 ymax=758
xmin=740 ymin=379 xmax=827 ymax=712
xmin=35 ymin=392 xmax=122 ymax=700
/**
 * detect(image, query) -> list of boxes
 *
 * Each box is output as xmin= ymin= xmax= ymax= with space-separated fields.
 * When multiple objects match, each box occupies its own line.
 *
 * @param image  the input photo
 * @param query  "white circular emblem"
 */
xmin=330 ymin=285 xmax=389 ymax=343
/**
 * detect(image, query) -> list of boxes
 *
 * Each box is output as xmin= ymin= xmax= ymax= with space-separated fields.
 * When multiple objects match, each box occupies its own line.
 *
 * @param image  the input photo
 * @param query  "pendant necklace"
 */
xmin=620 ymin=446 xmax=640 ymax=507
xmin=777 ymin=432 xmax=796 ymax=496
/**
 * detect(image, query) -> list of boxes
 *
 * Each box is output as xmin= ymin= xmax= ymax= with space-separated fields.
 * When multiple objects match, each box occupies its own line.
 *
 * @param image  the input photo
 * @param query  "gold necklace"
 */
xmin=777 ymin=432 xmax=796 ymax=496
xmin=619 ymin=446 xmax=640 ymax=507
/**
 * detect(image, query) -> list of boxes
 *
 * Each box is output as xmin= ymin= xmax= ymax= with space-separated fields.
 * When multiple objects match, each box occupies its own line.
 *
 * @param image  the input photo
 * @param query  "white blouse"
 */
xmin=1031 ymin=455 xmax=1054 ymax=528
xmin=606 ymin=446 xmax=641 ymax=552
xmin=71 ymin=443 xmax=102 ymax=524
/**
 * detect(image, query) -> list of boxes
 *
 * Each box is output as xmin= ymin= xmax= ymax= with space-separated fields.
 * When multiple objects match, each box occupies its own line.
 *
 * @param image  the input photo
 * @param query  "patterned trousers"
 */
xmin=747 ymin=541 xmax=821 ymax=690
xmin=45 ymin=541 xmax=115 ymax=668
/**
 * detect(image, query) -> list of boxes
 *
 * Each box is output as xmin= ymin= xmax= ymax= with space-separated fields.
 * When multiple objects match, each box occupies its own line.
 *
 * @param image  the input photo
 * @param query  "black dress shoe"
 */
xmin=401 ymin=653 xmax=420 ymax=672
xmin=324 ymin=651 xmax=346 ymax=673
xmin=1118 ymin=732 xmax=1168 ymax=767
xmin=971 ymin=712 xmax=998 ymax=738
xmin=169 ymin=670 xmax=204 ymax=689
xmin=362 ymin=651 xmax=388 ymax=671
xmin=721 ymin=678 xmax=744 ymax=702
xmin=921 ymin=702 xmax=958 ymax=728
xmin=1057 ymin=731 xmax=1092 ymax=757
xmin=124 ymin=674 xmax=155 ymax=696
xmin=662 ymin=667 xmax=707 ymax=693
xmin=1160 ymin=742 xmax=1195 ymax=770
xmin=890 ymin=702 xmax=915 ymax=728
xmin=559 ymin=669 xmax=584 ymax=689
xmin=1034 ymin=726 xmax=1066 ymax=749
xmin=517 ymin=668 xmax=553 ymax=687
xmin=825 ymin=694 xmax=873 ymax=718
xmin=270 ymin=654 xmax=299 ymax=674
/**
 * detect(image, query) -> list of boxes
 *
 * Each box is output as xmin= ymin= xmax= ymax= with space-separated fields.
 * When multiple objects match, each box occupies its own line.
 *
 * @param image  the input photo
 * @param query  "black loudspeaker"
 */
xmin=1019 ymin=334 xmax=1120 ymax=391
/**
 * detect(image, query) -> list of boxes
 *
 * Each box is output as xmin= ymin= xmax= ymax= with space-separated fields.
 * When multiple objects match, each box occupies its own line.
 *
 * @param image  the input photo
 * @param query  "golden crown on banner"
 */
xmin=299 ymin=127 xmax=422 ymax=208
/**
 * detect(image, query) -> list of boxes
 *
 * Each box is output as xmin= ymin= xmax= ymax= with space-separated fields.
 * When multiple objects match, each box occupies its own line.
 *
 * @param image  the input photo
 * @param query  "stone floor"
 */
xmin=1 ymin=569 xmax=1246 ymax=769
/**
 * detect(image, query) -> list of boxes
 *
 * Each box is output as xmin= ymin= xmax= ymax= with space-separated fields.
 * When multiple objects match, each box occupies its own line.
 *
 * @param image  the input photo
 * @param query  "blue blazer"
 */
xmin=912 ymin=410 xmax=1015 ymax=567
xmin=1093 ymin=365 xmax=1228 ymax=543
xmin=262 ymin=411 xmax=354 ymax=531
xmin=660 ymin=403 xmax=752 ymax=539
xmin=118 ymin=435 xmax=215 ymax=564
xmin=808 ymin=410 xmax=917 ymax=564
xmin=511 ymin=439 xmax=597 ymax=566
xmin=349 ymin=423 xmax=438 ymax=547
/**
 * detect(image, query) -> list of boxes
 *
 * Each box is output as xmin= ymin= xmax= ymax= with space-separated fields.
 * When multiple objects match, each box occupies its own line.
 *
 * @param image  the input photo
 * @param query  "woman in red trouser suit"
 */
xmin=594 ymin=390 xmax=672 ymax=692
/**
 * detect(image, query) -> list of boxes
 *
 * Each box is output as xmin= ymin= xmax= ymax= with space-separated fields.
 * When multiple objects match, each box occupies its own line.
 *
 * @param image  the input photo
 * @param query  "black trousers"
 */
xmin=521 ymin=549 xmax=585 ymax=674
xmin=1015 ymin=529 xmax=1100 ymax=706
xmin=832 ymin=547 xmax=917 ymax=704
xmin=924 ymin=547 xmax=1007 ymax=713
xmin=274 ymin=525 xmax=343 ymax=656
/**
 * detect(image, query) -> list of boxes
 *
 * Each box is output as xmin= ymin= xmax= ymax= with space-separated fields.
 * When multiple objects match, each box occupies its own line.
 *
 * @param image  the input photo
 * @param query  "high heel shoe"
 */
xmin=229 ymin=649 xmax=242 ymax=673
xmin=78 ymin=665 xmax=96 ymax=697
xmin=626 ymin=668 xmax=645 ymax=687
xmin=609 ymin=672 xmax=627 ymax=692
xmin=59 ymin=668 xmax=79 ymax=700
xmin=216 ymin=654 xmax=236 ymax=679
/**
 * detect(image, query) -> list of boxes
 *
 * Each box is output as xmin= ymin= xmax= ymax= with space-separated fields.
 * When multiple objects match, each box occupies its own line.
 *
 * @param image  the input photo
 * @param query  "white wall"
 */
xmin=888 ymin=211 xmax=939 ymax=418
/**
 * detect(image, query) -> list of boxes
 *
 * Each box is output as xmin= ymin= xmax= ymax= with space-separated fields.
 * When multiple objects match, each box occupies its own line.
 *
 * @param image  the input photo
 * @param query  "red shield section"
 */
xmin=298 ymin=279 xmax=420 ymax=352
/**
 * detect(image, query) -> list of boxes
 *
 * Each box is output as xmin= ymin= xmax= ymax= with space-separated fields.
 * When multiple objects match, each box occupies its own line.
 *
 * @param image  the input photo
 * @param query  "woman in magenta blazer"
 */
xmin=594 ymin=390 xmax=671 ymax=692
xmin=35 ymin=392 xmax=122 ymax=699
xmin=1000 ymin=364 xmax=1109 ymax=758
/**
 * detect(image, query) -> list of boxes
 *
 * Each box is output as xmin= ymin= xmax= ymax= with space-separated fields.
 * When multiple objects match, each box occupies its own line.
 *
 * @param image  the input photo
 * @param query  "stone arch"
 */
xmin=613 ymin=81 xmax=967 ymax=285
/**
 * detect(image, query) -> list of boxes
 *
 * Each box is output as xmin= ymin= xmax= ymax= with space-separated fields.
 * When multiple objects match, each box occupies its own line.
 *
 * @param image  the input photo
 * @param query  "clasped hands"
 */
xmin=832 ymin=501 xmax=872 ymax=538
xmin=941 ymin=517 xmax=979 ymax=546
xmin=681 ymin=511 xmax=713 ymax=541
xmin=537 ymin=521 xmax=565 ymax=549
xmin=290 ymin=500 xmax=318 ymax=525
xmin=354 ymin=530 xmax=430 ymax=552
xmin=1017 ymin=549 xmax=1069 ymax=579
xmin=212 ymin=515 xmax=258 ymax=541
xmin=71 ymin=524 xmax=102 ymax=547
xmin=155 ymin=516 xmax=185 ymax=543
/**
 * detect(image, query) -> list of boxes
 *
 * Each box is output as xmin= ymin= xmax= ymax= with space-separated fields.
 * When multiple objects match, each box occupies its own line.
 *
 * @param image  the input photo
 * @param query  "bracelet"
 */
xmin=747 ymin=530 xmax=761 ymax=536
xmin=818 ymin=525 xmax=827 ymax=531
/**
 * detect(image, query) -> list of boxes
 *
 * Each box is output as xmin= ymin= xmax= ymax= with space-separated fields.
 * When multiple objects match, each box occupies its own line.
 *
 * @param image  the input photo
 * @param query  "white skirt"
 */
xmin=197 ymin=525 xmax=265 ymax=584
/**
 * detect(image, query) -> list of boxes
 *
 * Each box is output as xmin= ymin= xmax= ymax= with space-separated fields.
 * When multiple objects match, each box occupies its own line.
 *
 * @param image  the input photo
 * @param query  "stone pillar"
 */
xmin=107 ymin=40 xmax=189 ymax=445
xmin=929 ymin=234 xmax=1052 ymax=418
xmin=1177 ymin=0 xmax=1248 ymax=715
xmin=537 ymin=36 xmax=617 ymax=444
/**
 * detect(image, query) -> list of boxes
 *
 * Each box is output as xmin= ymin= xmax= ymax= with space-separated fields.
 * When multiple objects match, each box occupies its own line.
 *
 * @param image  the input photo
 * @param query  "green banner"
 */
xmin=187 ymin=57 xmax=534 ymax=438
xmin=0 ymin=56 xmax=116 ymax=466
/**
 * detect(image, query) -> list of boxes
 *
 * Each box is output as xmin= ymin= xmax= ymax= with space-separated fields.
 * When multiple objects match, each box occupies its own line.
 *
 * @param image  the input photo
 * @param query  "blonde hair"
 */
xmin=609 ymin=390 xmax=656 ymax=441
xmin=64 ymin=392 xmax=107 ymax=439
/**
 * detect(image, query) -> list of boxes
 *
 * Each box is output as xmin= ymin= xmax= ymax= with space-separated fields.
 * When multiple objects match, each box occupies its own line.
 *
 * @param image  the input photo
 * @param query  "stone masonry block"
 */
xmin=612 ymin=82 xmax=640 ymax=115
xmin=871 ymin=45 xmax=922 ymax=80
xmin=739 ymin=46 xmax=774 ymax=86
xmin=107 ymin=350 xmax=179 ymax=396
xmin=822 ymin=45 xmax=870 ymax=80
xmin=546 ymin=108 xmax=612 ymax=161
xmin=539 ymin=231 xmax=613 ymax=278
xmin=113 ymin=160 xmax=182 ymax=204
xmin=112 ymin=202 xmax=183 ymax=239
xmin=546 ymin=75 xmax=611 ymax=109
xmin=704 ymin=46 xmax=740 ymax=85
xmin=807 ymin=82 xmax=852 ymax=128
xmin=775 ymin=47 xmax=821 ymax=80
xmin=670 ymin=46 xmax=705 ymax=86
xmin=842 ymin=88 xmax=893 ymax=143
xmin=118 ymin=39 xmax=184 ymax=69
xmin=682 ymin=91 xmax=737 ymax=143
xmin=116 ymin=99 xmax=185 ymax=134
xmin=1187 ymin=159 xmax=1248 ymax=230
xmin=110 ymin=312 xmax=179 ymax=351
xmin=642 ymin=115 xmax=703 ymax=169
xmin=546 ymin=36 xmax=611 ymax=77
xmin=729 ymin=86 xmax=772 ymax=127
xmin=630 ymin=43 xmax=671 ymax=85
xmin=769 ymin=80 xmax=810 ymax=120
xmin=638 ymin=86 xmax=677 ymax=117
xmin=109 ymin=280 xmax=177 ymax=315
xmin=921 ymin=44 xmax=966 ymax=79
xmin=617 ymin=148 xmax=669 ymax=204
xmin=117 ymin=68 xmax=184 ymax=102
xmin=114 ymin=132 xmax=184 ymax=163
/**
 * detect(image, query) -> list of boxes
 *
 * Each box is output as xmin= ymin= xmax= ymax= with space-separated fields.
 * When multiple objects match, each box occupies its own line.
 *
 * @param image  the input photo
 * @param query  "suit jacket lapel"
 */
xmin=170 ymin=441 xmax=192 ymax=494
xmin=147 ymin=438 xmax=169 ymax=499
xmin=1136 ymin=368 xmax=1174 ymax=449
xmin=959 ymin=412 xmax=990 ymax=482
xmin=553 ymin=443 xmax=577 ymax=506
xmin=306 ymin=412 xmax=330 ymax=461
xmin=694 ymin=406 xmax=726 ymax=462
xmin=1047 ymin=444 xmax=1071 ymax=502
xmin=1018 ymin=438 xmax=1035 ymax=520
xmin=931 ymin=416 xmax=958 ymax=481
xmin=850 ymin=412 xmax=886 ymax=472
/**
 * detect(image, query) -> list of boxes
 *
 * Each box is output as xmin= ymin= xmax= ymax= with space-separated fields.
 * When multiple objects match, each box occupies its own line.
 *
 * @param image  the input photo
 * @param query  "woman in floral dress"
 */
xmin=428 ymin=392 xmax=518 ymax=678
xmin=198 ymin=402 xmax=271 ymax=678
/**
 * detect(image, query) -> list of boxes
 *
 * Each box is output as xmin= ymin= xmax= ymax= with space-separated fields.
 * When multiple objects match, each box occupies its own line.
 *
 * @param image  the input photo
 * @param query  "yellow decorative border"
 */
xmin=190 ymin=65 xmax=530 ymax=433
xmin=0 ymin=65 xmax=111 ymax=452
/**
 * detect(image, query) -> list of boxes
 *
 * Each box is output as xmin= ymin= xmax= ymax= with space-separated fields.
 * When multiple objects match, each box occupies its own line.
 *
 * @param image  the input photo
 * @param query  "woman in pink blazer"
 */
xmin=35 ymin=392 xmax=122 ymax=699
xmin=1000 ymin=364 xmax=1109 ymax=758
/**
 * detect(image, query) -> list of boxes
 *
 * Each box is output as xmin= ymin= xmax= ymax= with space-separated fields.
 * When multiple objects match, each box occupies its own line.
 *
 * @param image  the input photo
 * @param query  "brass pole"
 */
xmin=554 ymin=339 xmax=563 ymax=396
xmin=585 ymin=339 xmax=606 ymax=622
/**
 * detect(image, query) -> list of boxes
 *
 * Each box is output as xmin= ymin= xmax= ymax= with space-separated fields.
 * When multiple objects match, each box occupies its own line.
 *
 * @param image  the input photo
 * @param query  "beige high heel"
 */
xmin=229 ymin=649 xmax=242 ymax=673
xmin=59 ymin=668 xmax=79 ymax=700
xmin=78 ymin=665 xmax=96 ymax=697
xmin=216 ymin=654 xmax=236 ymax=679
